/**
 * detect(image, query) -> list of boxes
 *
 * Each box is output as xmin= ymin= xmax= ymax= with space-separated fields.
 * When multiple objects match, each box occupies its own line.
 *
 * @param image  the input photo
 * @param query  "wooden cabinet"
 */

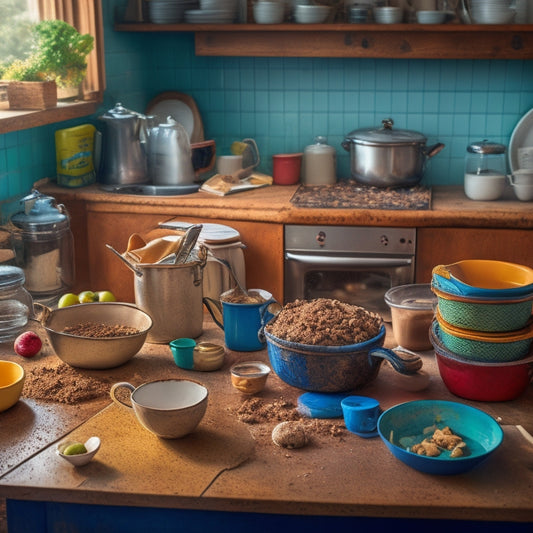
xmin=415 ymin=227 xmax=533 ymax=282
xmin=114 ymin=23 xmax=533 ymax=59
xmin=78 ymin=208 xmax=283 ymax=304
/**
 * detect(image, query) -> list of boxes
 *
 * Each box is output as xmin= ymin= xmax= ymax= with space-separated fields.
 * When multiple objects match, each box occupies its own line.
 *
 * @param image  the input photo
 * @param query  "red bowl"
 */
xmin=430 ymin=321 xmax=533 ymax=402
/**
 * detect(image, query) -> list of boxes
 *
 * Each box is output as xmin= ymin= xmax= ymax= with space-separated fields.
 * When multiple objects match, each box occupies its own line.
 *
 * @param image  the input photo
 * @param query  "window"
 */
xmin=0 ymin=0 xmax=105 ymax=134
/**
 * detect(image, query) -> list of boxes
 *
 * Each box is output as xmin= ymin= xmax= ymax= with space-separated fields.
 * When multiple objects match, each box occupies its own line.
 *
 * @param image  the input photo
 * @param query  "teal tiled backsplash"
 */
xmin=1 ymin=1 xmax=533 ymax=211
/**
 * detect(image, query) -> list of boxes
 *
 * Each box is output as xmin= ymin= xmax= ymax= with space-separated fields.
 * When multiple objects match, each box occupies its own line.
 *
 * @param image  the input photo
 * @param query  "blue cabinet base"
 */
xmin=6 ymin=499 xmax=532 ymax=533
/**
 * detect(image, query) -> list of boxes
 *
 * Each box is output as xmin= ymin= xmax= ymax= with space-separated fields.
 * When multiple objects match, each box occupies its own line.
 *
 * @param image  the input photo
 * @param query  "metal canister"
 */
xmin=9 ymin=189 xmax=74 ymax=302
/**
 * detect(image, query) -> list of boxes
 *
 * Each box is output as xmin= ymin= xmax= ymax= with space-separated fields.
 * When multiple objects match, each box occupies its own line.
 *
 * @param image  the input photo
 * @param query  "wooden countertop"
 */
xmin=1 ymin=317 xmax=532 ymax=526
xmin=42 ymin=183 xmax=533 ymax=229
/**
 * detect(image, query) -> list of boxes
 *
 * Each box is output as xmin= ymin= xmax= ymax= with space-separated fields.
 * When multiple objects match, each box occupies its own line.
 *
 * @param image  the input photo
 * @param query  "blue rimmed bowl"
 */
xmin=378 ymin=399 xmax=504 ymax=475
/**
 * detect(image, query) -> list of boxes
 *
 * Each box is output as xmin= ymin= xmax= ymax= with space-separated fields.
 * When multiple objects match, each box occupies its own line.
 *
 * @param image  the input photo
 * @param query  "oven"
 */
xmin=284 ymin=225 xmax=416 ymax=322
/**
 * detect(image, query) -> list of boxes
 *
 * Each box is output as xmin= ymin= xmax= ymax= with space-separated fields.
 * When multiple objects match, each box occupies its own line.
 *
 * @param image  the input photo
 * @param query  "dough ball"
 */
xmin=272 ymin=421 xmax=308 ymax=449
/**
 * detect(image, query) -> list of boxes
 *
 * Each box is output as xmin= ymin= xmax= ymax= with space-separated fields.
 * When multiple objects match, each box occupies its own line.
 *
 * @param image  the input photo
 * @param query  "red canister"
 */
xmin=272 ymin=153 xmax=303 ymax=185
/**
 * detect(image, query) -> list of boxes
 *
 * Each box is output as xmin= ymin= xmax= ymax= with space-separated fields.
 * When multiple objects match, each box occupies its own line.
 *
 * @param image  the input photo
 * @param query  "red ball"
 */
xmin=14 ymin=331 xmax=42 ymax=358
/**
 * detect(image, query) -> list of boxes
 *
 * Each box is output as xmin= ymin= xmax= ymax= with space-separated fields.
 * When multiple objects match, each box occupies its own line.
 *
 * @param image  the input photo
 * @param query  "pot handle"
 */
xmin=341 ymin=139 xmax=351 ymax=152
xmin=203 ymin=297 xmax=224 ymax=330
xmin=257 ymin=299 xmax=282 ymax=343
xmin=425 ymin=143 xmax=445 ymax=159
xmin=33 ymin=302 xmax=52 ymax=325
xmin=368 ymin=347 xmax=423 ymax=375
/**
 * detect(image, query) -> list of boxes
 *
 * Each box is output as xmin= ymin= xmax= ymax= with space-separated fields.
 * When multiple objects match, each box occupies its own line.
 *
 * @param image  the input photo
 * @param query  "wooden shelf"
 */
xmin=114 ymin=22 xmax=533 ymax=59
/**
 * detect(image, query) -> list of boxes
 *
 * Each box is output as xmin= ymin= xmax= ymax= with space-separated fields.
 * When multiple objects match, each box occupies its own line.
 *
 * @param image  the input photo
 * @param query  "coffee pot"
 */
xmin=148 ymin=116 xmax=195 ymax=186
xmin=98 ymin=102 xmax=149 ymax=185
xmin=8 ymin=189 xmax=74 ymax=302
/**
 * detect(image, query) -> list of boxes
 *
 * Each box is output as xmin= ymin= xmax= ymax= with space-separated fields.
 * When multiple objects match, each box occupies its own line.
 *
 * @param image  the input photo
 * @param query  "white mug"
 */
xmin=217 ymin=155 xmax=243 ymax=175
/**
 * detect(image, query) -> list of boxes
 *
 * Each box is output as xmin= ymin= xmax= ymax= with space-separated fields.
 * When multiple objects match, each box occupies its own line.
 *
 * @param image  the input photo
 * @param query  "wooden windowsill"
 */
xmin=0 ymin=98 xmax=101 ymax=134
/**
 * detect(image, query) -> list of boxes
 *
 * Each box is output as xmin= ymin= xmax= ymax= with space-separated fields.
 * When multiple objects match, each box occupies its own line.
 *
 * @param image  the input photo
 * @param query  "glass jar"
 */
xmin=9 ymin=189 xmax=74 ymax=302
xmin=302 ymin=136 xmax=337 ymax=185
xmin=464 ymin=140 xmax=507 ymax=201
xmin=0 ymin=265 xmax=34 ymax=342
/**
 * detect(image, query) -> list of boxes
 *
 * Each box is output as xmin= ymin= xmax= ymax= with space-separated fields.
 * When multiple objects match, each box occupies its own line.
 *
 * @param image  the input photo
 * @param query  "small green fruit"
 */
xmin=63 ymin=443 xmax=87 ymax=455
xmin=78 ymin=291 xmax=97 ymax=303
xmin=58 ymin=293 xmax=79 ymax=308
xmin=97 ymin=290 xmax=116 ymax=302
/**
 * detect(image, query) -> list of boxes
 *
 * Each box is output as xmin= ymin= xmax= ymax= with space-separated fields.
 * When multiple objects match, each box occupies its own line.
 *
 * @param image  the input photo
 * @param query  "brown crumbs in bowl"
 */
xmin=63 ymin=322 xmax=141 ymax=338
xmin=265 ymin=298 xmax=382 ymax=346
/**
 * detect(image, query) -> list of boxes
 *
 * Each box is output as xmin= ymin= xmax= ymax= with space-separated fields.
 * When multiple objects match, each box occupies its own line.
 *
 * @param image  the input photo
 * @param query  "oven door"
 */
xmin=284 ymin=252 xmax=415 ymax=322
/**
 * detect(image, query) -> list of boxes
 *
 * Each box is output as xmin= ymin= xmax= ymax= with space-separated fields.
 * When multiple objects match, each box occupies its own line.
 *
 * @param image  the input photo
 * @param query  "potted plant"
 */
xmin=2 ymin=20 xmax=94 ymax=108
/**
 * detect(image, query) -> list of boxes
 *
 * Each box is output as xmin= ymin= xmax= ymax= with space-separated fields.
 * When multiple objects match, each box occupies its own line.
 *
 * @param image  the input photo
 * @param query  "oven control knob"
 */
xmin=380 ymin=234 xmax=389 ymax=246
xmin=316 ymin=231 xmax=326 ymax=246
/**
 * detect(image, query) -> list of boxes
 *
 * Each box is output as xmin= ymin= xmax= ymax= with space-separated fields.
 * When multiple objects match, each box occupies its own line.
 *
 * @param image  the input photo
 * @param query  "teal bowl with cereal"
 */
xmin=378 ymin=400 xmax=503 ymax=475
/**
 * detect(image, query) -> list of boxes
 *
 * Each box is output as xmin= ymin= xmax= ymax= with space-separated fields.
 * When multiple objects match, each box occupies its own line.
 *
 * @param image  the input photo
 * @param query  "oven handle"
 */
xmin=285 ymin=252 xmax=413 ymax=268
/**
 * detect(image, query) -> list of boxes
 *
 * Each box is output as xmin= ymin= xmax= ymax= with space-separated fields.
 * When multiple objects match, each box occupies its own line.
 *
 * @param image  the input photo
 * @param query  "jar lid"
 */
xmin=0 ymin=265 xmax=25 ymax=288
xmin=467 ymin=140 xmax=506 ymax=155
xmin=344 ymin=118 xmax=427 ymax=147
xmin=194 ymin=342 xmax=225 ymax=356
xmin=305 ymin=135 xmax=335 ymax=154
xmin=10 ymin=189 xmax=69 ymax=233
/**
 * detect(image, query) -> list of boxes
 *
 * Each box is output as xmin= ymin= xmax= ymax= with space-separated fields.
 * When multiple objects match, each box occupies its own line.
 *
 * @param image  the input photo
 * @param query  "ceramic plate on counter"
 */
xmin=146 ymin=92 xmax=205 ymax=144
xmin=509 ymin=107 xmax=533 ymax=173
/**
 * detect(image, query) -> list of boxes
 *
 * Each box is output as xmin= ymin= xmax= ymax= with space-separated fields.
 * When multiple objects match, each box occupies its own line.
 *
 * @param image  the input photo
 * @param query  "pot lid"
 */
xmin=467 ymin=140 xmax=506 ymax=154
xmin=10 ymin=189 xmax=69 ymax=233
xmin=344 ymin=118 xmax=427 ymax=146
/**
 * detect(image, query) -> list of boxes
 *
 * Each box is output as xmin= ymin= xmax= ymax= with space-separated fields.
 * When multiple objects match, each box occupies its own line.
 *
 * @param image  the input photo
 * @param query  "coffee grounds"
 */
xmin=265 ymin=298 xmax=382 ymax=345
xmin=235 ymin=397 xmax=346 ymax=439
xmin=22 ymin=363 xmax=112 ymax=404
xmin=63 ymin=322 xmax=140 ymax=338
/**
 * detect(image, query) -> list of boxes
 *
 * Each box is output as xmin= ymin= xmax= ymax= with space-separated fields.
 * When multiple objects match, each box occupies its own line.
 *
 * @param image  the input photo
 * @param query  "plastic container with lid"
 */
xmin=9 ymin=189 xmax=75 ymax=301
xmin=384 ymin=283 xmax=437 ymax=351
xmin=464 ymin=140 xmax=507 ymax=201
xmin=302 ymin=136 xmax=337 ymax=185
xmin=0 ymin=265 xmax=34 ymax=341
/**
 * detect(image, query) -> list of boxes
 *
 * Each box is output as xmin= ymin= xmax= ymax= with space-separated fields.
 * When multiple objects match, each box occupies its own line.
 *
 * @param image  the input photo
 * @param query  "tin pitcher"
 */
xmin=98 ymin=103 xmax=149 ymax=185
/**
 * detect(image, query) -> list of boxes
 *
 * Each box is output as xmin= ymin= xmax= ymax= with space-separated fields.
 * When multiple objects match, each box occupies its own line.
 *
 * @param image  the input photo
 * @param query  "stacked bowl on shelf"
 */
xmin=148 ymin=0 xmax=200 ymax=23
xmin=430 ymin=259 xmax=533 ymax=401
xmin=185 ymin=0 xmax=239 ymax=23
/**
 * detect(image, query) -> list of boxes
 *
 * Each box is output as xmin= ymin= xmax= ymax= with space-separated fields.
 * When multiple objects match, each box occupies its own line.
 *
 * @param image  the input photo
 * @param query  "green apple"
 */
xmin=97 ymin=290 xmax=116 ymax=302
xmin=58 ymin=293 xmax=79 ymax=308
xmin=78 ymin=291 xmax=97 ymax=303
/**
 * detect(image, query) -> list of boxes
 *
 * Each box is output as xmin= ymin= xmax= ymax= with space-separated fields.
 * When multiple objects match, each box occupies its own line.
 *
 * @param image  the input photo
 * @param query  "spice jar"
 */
xmin=302 ymin=136 xmax=337 ymax=185
xmin=0 ymin=265 xmax=34 ymax=342
xmin=9 ymin=189 xmax=75 ymax=301
xmin=464 ymin=140 xmax=507 ymax=201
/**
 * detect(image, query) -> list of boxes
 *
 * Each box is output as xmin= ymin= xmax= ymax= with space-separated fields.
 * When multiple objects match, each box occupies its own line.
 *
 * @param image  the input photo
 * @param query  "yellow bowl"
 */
xmin=0 ymin=360 xmax=25 ymax=412
xmin=433 ymin=260 xmax=533 ymax=293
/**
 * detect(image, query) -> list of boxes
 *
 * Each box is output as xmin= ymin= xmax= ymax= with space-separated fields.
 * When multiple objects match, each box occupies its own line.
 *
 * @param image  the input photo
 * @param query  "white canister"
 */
xmin=302 ymin=136 xmax=337 ymax=185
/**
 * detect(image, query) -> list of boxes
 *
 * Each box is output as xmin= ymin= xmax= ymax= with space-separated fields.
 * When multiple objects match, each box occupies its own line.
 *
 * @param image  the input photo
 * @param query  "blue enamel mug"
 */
xmin=203 ymin=289 xmax=279 ymax=352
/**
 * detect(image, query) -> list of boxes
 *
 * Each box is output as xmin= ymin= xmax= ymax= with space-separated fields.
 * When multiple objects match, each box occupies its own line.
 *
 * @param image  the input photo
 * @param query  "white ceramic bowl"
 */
xmin=464 ymin=172 xmax=506 ymax=201
xmin=294 ymin=4 xmax=331 ymax=24
xmin=416 ymin=10 xmax=446 ymax=24
xmin=253 ymin=1 xmax=285 ymax=24
xmin=57 ymin=437 xmax=101 ymax=467
xmin=373 ymin=6 xmax=403 ymax=24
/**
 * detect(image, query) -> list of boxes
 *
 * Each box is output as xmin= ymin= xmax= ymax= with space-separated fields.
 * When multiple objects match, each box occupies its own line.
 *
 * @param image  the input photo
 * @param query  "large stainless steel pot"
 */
xmin=342 ymin=118 xmax=445 ymax=188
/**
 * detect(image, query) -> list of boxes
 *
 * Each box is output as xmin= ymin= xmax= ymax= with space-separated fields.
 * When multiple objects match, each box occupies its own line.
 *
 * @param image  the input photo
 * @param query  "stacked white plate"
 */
xmin=149 ymin=0 xmax=199 ymax=23
xmin=185 ymin=0 xmax=238 ymax=23
xmin=469 ymin=0 xmax=515 ymax=24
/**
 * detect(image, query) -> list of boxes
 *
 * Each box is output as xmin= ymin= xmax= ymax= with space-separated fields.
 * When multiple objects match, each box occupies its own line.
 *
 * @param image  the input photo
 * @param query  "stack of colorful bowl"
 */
xmin=430 ymin=259 xmax=533 ymax=401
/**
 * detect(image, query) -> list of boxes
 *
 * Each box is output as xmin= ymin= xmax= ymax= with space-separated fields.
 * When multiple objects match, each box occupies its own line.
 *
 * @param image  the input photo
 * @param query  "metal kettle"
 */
xmin=148 ymin=116 xmax=195 ymax=186
xmin=98 ymin=103 xmax=149 ymax=185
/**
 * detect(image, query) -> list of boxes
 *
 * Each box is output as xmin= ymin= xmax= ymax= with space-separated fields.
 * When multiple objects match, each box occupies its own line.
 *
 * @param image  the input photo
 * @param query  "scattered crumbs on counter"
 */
xmin=22 ymin=363 xmax=112 ymax=404
xmin=234 ymin=397 xmax=346 ymax=439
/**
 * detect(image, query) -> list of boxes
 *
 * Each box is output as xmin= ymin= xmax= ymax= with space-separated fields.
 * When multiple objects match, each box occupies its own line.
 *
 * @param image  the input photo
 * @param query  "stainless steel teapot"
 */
xmin=148 ymin=116 xmax=195 ymax=186
xmin=98 ymin=103 xmax=149 ymax=185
